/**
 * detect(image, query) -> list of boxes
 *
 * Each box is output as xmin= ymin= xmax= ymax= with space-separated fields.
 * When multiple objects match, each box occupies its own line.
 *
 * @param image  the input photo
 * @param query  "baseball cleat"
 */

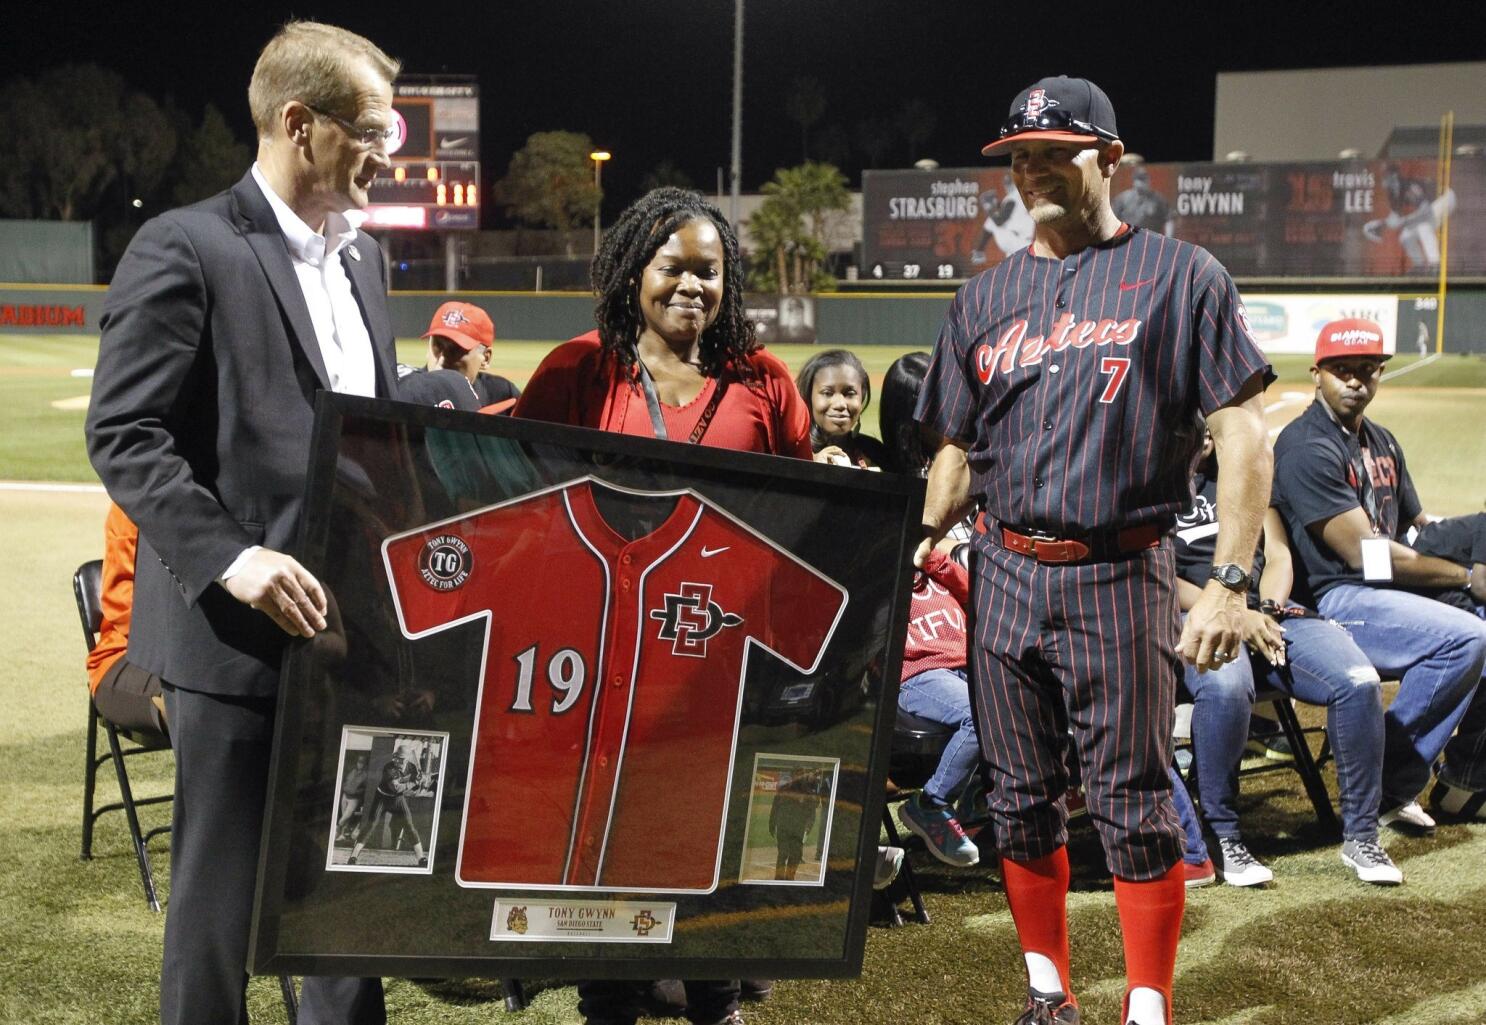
xmin=1013 ymin=987 xmax=1079 ymax=1025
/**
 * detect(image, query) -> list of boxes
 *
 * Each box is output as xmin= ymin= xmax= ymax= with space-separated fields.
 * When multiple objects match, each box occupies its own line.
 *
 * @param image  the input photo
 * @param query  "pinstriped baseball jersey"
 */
xmin=382 ymin=477 xmax=847 ymax=893
xmin=915 ymin=228 xmax=1270 ymax=535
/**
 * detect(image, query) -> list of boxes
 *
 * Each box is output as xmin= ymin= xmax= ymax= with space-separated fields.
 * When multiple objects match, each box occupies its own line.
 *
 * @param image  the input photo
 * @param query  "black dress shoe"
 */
xmin=740 ymin=979 xmax=773 ymax=1002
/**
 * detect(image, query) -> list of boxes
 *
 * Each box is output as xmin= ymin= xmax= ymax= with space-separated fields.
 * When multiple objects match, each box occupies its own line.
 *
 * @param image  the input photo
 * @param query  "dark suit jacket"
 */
xmin=86 ymin=171 xmax=398 ymax=698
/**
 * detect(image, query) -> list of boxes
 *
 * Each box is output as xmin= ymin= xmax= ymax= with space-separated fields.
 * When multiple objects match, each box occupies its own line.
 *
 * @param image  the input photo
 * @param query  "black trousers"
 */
xmin=93 ymin=658 xmax=167 ymax=736
xmin=160 ymin=683 xmax=384 ymax=1025
xmin=577 ymin=979 xmax=739 ymax=1025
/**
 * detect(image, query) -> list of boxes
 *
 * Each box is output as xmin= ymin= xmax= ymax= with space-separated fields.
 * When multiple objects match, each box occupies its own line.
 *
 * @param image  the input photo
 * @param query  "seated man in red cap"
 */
xmin=1272 ymin=317 xmax=1486 ymax=829
xmin=397 ymin=300 xmax=520 ymax=412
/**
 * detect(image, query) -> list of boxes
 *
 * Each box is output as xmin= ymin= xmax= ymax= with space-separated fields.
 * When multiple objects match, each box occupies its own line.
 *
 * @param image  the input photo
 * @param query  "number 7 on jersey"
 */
xmin=1098 ymin=356 xmax=1131 ymax=404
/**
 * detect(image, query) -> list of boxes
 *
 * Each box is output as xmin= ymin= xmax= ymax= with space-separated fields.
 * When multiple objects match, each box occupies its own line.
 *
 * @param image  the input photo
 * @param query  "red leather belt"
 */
xmin=975 ymin=513 xmax=1163 ymax=564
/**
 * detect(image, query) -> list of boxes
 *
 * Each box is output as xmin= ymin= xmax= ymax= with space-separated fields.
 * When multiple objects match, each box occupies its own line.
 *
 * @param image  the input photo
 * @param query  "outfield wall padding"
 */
xmin=0 ymin=221 xmax=95 ymax=284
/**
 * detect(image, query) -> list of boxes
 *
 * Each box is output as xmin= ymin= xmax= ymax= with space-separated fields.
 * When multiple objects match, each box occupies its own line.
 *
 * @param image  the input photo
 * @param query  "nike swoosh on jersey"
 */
xmin=1119 ymin=278 xmax=1156 ymax=291
xmin=700 ymin=546 xmax=730 ymax=558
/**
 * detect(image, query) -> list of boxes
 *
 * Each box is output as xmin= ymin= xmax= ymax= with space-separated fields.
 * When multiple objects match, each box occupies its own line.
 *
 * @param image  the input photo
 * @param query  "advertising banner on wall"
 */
xmin=1235 ymin=293 xmax=1400 ymax=355
xmin=862 ymin=158 xmax=1485 ymax=281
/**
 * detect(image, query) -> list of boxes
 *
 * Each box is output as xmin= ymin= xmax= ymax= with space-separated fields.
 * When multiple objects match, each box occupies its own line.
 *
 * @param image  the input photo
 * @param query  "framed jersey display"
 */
xmin=248 ymin=393 xmax=924 ymax=980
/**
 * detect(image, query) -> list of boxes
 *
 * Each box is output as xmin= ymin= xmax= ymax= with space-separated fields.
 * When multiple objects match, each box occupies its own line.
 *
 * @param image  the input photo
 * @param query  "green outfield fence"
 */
xmin=3 ymin=283 xmax=1485 ymax=353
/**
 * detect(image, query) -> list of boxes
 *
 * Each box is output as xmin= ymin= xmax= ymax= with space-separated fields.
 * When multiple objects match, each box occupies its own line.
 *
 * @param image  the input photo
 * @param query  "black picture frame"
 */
xmin=248 ymin=393 xmax=923 ymax=980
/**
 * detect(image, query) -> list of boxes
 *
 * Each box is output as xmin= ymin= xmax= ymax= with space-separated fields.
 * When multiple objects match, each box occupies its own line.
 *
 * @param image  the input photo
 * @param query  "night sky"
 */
xmin=10 ymin=0 xmax=1483 ymax=218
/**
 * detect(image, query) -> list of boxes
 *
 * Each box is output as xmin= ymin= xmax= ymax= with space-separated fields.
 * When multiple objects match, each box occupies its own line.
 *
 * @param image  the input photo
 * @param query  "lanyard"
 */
xmin=1347 ymin=441 xmax=1383 ymax=534
xmin=1323 ymin=403 xmax=1387 ymax=536
xmin=635 ymin=359 xmax=728 ymax=445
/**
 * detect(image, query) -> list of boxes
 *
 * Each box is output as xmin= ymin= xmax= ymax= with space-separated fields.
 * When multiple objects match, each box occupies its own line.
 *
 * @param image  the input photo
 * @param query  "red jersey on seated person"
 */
xmin=382 ymin=477 xmax=847 ymax=892
xmin=900 ymin=549 xmax=971 ymax=681
xmin=511 ymin=330 xmax=813 ymax=458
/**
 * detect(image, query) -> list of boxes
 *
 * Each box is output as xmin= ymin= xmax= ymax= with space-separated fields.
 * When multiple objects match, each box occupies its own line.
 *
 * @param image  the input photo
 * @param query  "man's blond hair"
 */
xmin=248 ymin=21 xmax=400 ymax=138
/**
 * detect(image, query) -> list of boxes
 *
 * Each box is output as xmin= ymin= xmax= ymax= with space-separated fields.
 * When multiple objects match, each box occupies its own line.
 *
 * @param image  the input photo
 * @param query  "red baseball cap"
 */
xmin=1315 ymin=318 xmax=1390 ymax=364
xmin=424 ymin=301 xmax=495 ymax=351
xmin=982 ymin=76 xmax=1120 ymax=157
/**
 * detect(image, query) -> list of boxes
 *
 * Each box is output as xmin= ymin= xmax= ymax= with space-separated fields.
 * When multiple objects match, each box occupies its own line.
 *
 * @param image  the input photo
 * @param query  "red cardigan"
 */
xmin=513 ymin=331 xmax=813 ymax=459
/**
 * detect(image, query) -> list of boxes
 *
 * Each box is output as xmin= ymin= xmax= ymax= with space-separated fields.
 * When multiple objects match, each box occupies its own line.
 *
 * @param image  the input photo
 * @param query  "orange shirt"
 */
xmin=85 ymin=502 xmax=137 ymax=692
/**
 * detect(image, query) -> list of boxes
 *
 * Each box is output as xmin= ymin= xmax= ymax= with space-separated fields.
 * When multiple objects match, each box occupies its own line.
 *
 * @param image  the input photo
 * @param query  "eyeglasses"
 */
xmin=998 ymin=109 xmax=1119 ymax=143
xmin=306 ymin=106 xmax=396 ymax=148
xmin=1320 ymin=359 xmax=1384 ymax=381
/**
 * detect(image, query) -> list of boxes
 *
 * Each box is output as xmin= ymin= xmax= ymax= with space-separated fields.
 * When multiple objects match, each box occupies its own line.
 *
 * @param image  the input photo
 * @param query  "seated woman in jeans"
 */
xmin=1177 ymin=432 xmax=1400 ymax=886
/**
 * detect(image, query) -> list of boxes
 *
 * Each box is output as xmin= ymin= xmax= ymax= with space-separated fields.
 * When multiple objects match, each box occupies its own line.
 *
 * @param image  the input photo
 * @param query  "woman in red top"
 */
xmin=514 ymin=187 xmax=816 ymax=463
xmin=517 ymin=187 xmax=824 ymax=1025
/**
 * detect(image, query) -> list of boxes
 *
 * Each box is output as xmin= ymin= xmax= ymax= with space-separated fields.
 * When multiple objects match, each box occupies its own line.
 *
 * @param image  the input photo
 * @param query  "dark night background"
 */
xmin=7 ymin=0 xmax=1484 ymax=222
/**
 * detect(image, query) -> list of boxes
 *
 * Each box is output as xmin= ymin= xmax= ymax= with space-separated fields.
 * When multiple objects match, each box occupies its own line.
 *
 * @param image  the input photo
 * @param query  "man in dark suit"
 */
xmin=86 ymin=21 xmax=401 ymax=1025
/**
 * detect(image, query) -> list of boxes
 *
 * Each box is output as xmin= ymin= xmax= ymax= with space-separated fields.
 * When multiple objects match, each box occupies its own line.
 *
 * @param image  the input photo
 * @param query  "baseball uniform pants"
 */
xmin=968 ymin=541 xmax=1185 ymax=880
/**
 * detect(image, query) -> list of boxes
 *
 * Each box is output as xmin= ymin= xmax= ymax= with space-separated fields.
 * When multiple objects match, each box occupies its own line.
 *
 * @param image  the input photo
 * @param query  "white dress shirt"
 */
xmin=223 ymin=167 xmax=381 ymax=583
xmin=250 ymin=163 xmax=378 ymax=398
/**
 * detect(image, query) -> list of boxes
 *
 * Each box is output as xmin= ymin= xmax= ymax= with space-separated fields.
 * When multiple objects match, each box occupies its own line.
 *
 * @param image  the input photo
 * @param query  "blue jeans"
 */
xmin=1168 ymin=765 xmax=1209 ymax=864
xmin=1184 ymin=614 xmax=1385 ymax=840
xmin=898 ymin=667 xmax=979 ymax=805
xmin=1319 ymin=584 xmax=1486 ymax=800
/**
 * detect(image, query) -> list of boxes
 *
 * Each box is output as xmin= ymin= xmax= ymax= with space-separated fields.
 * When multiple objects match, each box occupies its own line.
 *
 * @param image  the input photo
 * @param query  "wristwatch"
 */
xmin=1210 ymin=563 xmax=1250 ymax=593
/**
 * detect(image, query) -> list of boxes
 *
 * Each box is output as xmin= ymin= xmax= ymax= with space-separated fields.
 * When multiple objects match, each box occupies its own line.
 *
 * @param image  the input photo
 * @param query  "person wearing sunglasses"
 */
xmin=1272 ymin=318 xmax=1486 ymax=833
xmin=914 ymin=75 xmax=1273 ymax=1025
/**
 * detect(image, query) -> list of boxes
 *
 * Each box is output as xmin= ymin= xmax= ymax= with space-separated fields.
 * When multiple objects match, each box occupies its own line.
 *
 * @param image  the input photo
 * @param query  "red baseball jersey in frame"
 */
xmin=381 ymin=476 xmax=848 ymax=893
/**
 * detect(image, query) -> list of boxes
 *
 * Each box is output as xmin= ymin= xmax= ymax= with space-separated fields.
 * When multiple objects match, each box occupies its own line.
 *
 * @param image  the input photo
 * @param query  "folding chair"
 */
xmin=74 ymin=560 xmax=300 ymax=1022
xmin=880 ymin=707 xmax=959 ymax=926
xmin=74 ymin=559 xmax=173 ymax=912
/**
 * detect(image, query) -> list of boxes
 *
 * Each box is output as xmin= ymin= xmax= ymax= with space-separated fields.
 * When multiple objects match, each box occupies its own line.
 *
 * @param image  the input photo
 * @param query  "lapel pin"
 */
xmin=347 ymin=245 xmax=362 ymax=262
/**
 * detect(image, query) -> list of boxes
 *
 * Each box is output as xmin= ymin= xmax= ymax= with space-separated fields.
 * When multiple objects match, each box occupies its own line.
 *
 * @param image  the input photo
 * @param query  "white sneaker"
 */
xmin=1380 ymin=799 xmax=1437 ymax=834
xmin=1341 ymin=837 xmax=1404 ymax=884
xmin=873 ymin=845 xmax=905 ymax=890
xmin=1216 ymin=837 xmax=1274 ymax=887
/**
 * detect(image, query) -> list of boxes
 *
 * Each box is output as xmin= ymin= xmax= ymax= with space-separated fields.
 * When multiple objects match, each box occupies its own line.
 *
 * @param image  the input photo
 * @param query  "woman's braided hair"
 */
xmin=591 ymin=187 xmax=758 ymax=382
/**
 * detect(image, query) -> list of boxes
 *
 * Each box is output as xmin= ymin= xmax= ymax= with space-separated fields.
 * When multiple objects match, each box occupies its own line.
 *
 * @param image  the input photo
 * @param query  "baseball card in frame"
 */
xmin=248 ymin=393 xmax=923 ymax=980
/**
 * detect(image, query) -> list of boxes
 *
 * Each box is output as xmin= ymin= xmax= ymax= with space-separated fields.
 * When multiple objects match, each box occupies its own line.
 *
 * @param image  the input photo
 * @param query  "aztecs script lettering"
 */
xmin=976 ymin=314 xmax=1143 ymax=384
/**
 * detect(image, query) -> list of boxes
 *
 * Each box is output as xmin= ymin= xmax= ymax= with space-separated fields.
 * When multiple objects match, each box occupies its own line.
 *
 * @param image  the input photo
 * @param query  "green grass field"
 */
xmin=6 ymin=334 xmax=1485 ymax=514
xmin=2 ymin=333 xmax=1485 ymax=1024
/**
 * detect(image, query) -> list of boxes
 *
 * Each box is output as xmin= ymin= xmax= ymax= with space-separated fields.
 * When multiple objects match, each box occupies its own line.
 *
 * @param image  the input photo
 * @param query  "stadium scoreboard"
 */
xmin=365 ymin=79 xmax=479 ymax=231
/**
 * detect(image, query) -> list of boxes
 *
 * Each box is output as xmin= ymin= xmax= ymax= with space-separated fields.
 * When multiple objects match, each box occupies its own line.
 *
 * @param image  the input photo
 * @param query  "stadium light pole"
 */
xmin=729 ymin=0 xmax=743 ymax=225
xmin=590 ymin=150 xmax=611 ymax=254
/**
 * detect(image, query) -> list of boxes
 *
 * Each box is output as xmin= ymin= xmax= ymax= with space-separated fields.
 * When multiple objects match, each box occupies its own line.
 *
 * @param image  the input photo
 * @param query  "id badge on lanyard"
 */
xmin=1360 ymin=536 xmax=1393 ymax=581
